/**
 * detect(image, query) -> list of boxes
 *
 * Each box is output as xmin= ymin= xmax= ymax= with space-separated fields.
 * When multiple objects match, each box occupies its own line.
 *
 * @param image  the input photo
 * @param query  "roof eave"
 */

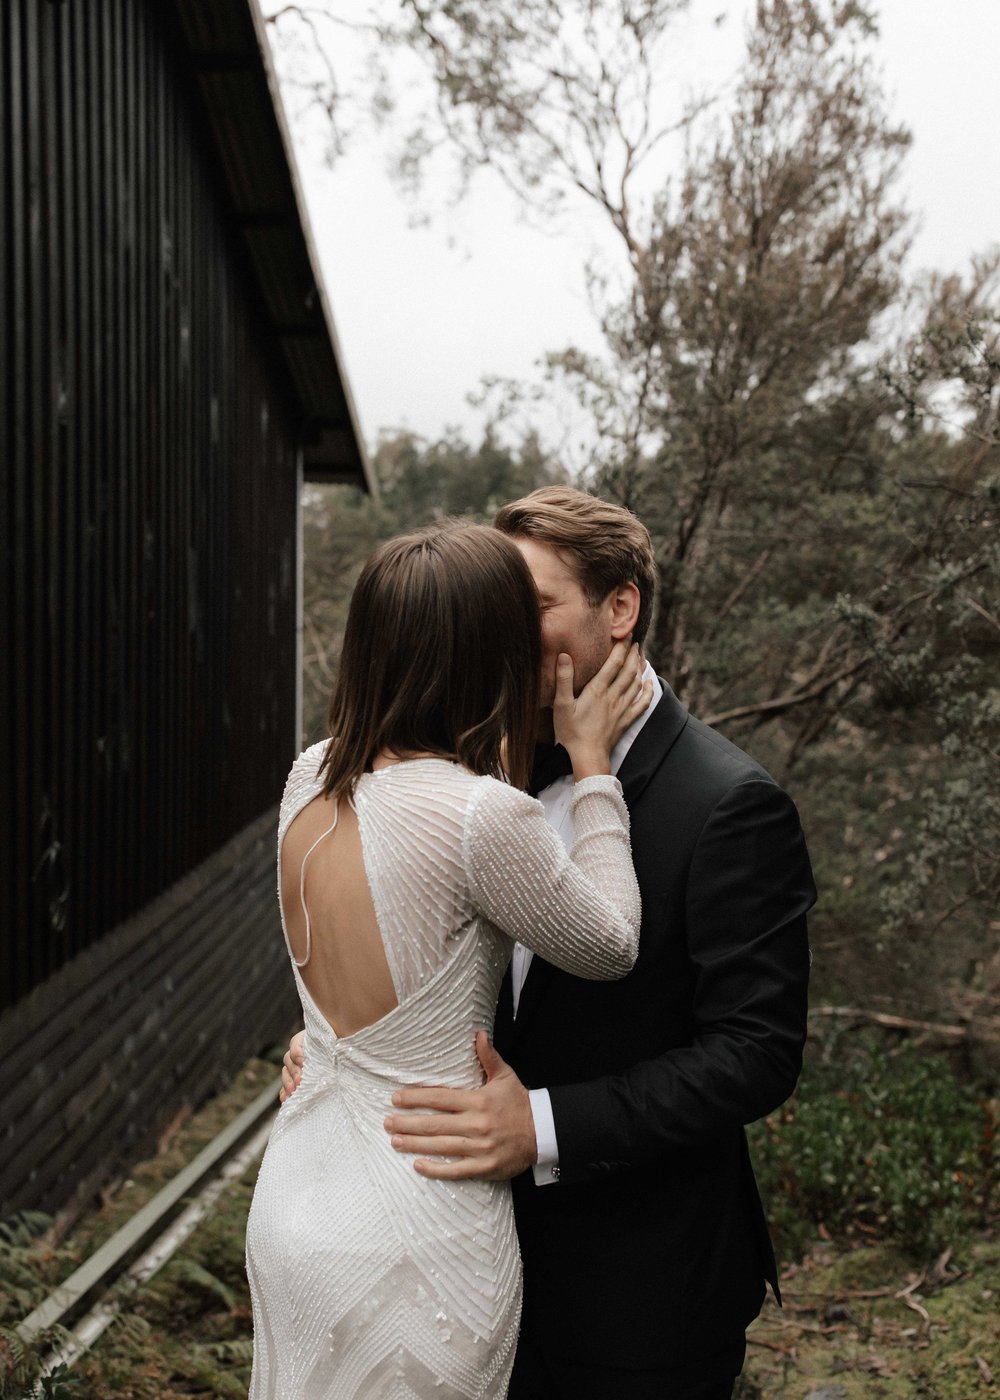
xmin=170 ymin=0 xmax=376 ymax=493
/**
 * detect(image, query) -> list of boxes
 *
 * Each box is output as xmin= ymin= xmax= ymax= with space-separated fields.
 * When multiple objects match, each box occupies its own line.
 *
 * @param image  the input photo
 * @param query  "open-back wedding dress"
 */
xmin=246 ymin=746 xmax=640 ymax=1400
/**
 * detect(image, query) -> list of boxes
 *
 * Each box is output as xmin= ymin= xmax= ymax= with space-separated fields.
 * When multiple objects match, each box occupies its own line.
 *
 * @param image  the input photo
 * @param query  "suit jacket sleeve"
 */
xmin=546 ymin=777 xmax=815 ymax=1182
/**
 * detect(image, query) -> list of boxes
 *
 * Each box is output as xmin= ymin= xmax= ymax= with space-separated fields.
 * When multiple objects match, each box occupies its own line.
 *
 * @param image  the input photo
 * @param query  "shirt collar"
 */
xmin=610 ymin=660 xmax=662 ymax=776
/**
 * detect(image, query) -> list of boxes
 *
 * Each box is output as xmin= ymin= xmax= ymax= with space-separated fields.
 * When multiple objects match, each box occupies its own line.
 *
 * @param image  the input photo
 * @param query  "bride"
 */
xmin=245 ymin=522 xmax=650 ymax=1399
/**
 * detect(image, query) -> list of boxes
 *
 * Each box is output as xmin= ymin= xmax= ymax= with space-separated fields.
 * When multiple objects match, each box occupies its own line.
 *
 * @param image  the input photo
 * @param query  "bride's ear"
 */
xmin=608 ymin=582 xmax=641 ymax=641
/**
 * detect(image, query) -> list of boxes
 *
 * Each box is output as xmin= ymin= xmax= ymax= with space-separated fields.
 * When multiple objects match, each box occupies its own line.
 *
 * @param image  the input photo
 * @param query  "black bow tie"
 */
xmin=529 ymin=743 xmax=574 ymax=795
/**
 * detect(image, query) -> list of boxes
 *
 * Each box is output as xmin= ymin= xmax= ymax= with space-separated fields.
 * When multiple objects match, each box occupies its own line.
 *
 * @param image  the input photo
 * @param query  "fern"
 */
xmin=168 ymin=1336 xmax=256 ymax=1397
xmin=0 ymin=1213 xmax=78 ymax=1325
xmin=162 ymin=1257 xmax=237 ymax=1310
xmin=38 ymin=1363 xmax=84 ymax=1399
xmin=0 ymin=1323 xmax=29 ymax=1376
xmin=0 ymin=1213 xmax=52 ymax=1249
xmin=192 ymin=1337 xmax=255 ymax=1365
xmin=0 ymin=1275 xmax=48 ymax=1325
xmin=0 ymin=1323 xmax=87 ymax=1400
xmin=108 ymin=1310 xmax=151 ymax=1347
xmin=0 ymin=1323 xmax=37 ymax=1400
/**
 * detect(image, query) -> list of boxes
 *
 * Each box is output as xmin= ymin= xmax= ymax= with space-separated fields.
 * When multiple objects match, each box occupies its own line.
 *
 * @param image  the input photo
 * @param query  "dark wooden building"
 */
xmin=1 ymin=0 xmax=371 ymax=1218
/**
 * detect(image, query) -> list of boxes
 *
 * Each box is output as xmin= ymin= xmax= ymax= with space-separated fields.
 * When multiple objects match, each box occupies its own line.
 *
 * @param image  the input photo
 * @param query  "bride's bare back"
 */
xmin=279 ymin=789 xmax=397 ymax=1039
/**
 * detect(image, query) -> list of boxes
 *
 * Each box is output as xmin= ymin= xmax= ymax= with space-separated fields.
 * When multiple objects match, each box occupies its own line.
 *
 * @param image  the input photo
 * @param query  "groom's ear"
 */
xmin=608 ymin=581 xmax=641 ymax=640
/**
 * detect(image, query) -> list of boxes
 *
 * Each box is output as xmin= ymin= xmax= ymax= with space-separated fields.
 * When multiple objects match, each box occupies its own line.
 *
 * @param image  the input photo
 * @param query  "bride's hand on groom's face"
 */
xmin=553 ymin=639 xmax=650 ymax=779
xmin=383 ymin=1032 xmax=537 ymax=1182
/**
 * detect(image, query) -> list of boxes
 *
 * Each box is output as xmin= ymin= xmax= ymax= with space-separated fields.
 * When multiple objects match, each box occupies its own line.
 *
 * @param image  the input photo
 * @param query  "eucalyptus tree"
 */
xmin=268 ymin=0 xmax=999 ymax=998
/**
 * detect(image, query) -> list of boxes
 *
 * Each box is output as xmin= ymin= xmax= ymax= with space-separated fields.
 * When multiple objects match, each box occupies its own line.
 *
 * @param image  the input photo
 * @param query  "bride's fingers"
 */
xmin=616 ymin=676 xmax=651 ymax=727
xmin=629 ymin=678 xmax=653 ymax=716
xmin=606 ymin=642 xmax=642 ymax=698
xmin=607 ymin=657 xmax=643 ymax=716
xmin=591 ymin=637 xmax=632 ymax=691
xmin=553 ymin=652 xmax=576 ymax=708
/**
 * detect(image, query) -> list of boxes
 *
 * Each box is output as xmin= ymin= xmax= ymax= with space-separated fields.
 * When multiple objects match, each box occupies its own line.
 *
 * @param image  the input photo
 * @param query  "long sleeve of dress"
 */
xmin=463 ymin=775 xmax=641 ymax=980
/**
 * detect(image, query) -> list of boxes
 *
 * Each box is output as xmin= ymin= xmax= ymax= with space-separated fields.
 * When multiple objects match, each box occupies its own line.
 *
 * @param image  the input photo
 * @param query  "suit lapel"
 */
xmin=615 ymin=681 xmax=688 ymax=807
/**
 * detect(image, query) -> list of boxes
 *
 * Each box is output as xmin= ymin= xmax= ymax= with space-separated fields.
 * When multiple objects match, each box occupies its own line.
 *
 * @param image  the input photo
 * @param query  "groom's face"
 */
xmin=513 ymin=537 xmax=614 ymax=708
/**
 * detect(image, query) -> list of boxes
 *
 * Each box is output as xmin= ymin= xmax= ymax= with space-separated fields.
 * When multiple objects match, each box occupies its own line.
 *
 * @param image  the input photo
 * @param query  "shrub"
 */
xmin=749 ymin=1040 xmax=998 ymax=1262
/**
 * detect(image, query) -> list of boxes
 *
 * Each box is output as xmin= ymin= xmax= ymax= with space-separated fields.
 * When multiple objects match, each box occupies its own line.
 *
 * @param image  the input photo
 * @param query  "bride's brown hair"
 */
xmin=318 ymin=523 xmax=541 ymax=799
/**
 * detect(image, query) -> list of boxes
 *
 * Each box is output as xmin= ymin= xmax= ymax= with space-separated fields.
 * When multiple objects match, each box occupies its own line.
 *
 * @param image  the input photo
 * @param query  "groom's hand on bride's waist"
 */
xmin=382 ymin=1032 xmax=538 ymax=1182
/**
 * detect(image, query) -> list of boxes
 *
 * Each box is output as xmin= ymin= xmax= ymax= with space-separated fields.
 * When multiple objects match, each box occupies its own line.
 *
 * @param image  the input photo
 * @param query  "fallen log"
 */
xmin=808 ymin=1005 xmax=969 ymax=1040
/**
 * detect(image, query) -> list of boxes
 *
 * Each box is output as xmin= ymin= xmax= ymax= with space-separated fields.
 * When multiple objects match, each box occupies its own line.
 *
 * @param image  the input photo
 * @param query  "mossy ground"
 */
xmin=741 ymin=1239 xmax=1000 ymax=1399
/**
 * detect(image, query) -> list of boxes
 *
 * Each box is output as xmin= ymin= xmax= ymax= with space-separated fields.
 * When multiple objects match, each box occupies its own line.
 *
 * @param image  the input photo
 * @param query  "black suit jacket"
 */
xmin=493 ymin=685 xmax=816 ymax=1368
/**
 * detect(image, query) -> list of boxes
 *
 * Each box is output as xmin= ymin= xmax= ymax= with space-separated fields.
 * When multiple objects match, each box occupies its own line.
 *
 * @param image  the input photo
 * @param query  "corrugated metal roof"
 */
xmin=170 ymin=0 xmax=374 ymax=489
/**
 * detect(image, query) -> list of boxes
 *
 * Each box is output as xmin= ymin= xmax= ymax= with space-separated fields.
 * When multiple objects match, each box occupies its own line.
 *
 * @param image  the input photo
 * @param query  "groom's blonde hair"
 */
xmin=495 ymin=486 xmax=657 ymax=649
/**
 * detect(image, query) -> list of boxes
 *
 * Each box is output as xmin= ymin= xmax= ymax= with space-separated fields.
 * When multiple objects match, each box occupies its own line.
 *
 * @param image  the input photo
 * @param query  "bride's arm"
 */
xmin=465 ymin=644 xmax=650 ymax=978
xmin=464 ymin=776 xmax=639 ymax=978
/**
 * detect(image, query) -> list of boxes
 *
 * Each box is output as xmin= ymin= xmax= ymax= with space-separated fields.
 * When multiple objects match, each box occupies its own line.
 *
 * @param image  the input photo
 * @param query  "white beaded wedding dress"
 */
xmin=246 ymin=745 xmax=640 ymax=1400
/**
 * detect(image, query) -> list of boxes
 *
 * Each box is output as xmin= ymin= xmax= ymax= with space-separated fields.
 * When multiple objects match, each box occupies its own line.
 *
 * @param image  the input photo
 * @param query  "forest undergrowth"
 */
xmin=2 ymin=1035 xmax=997 ymax=1399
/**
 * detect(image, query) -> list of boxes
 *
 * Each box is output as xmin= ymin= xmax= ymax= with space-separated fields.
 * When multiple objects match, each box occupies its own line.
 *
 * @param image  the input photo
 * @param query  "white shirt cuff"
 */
xmin=528 ymin=1088 xmax=561 ymax=1186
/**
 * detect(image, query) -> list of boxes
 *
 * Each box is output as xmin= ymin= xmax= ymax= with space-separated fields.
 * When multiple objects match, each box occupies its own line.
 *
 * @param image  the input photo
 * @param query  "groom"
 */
xmin=285 ymin=487 xmax=815 ymax=1399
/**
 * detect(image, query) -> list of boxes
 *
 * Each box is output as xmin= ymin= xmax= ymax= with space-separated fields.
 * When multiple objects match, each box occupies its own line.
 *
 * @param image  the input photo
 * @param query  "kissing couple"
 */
xmin=245 ymin=486 xmax=816 ymax=1399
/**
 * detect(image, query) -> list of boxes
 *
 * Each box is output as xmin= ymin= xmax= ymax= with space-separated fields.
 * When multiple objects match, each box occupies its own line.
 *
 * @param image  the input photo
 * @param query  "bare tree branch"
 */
xmin=703 ymin=654 xmax=870 ymax=728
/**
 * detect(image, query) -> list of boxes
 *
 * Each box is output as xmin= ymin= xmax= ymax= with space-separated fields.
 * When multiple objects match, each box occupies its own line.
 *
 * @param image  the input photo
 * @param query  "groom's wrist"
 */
xmin=528 ymin=1088 xmax=561 ymax=1186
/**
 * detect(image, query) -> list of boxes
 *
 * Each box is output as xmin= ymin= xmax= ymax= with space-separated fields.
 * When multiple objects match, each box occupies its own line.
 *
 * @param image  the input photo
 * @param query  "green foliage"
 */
xmin=153 ymin=1258 xmax=238 ymax=1312
xmin=373 ymin=426 xmax=558 ymax=523
xmin=0 ymin=1327 xmax=85 ymax=1400
xmin=0 ymin=1214 xmax=51 ymax=1250
xmin=0 ymin=1326 xmax=31 ymax=1399
xmin=743 ymin=1239 xmax=1000 ymax=1398
xmin=0 ymin=1069 xmax=283 ymax=1400
xmin=0 ymin=1213 xmax=82 ymax=1399
xmin=68 ymin=1179 xmax=258 ymax=1397
xmin=283 ymin=0 xmax=1000 ymax=1017
xmin=750 ymin=1042 xmax=998 ymax=1262
xmin=190 ymin=1337 xmax=255 ymax=1365
xmin=873 ymin=681 xmax=999 ymax=939
xmin=174 ymin=1338 xmax=257 ymax=1396
xmin=37 ymin=1363 xmax=85 ymax=1399
xmin=0 ymin=1212 xmax=79 ymax=1327
xmin=105 ymin=1311 xmax=150 ymax=1348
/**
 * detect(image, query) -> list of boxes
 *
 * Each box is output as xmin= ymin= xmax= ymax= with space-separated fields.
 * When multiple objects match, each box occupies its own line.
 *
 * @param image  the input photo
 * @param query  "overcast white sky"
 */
xmin=266 ymin=1 xmax=1000 ymax=453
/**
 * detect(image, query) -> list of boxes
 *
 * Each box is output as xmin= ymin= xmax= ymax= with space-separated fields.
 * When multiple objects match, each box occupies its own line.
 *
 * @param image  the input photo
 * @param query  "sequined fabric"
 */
xmin=246 ymin=748 xmax=640 ymax=1399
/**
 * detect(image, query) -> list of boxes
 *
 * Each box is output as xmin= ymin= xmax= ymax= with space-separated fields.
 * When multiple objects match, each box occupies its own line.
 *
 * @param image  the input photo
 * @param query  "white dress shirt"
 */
xmin=514 ymin=662 xmax=663 ymax=1185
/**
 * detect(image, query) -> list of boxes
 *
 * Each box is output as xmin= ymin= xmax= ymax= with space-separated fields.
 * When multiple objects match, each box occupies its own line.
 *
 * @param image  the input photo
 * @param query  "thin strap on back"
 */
xmin=295 ymin=802 xmax=340 ymax=968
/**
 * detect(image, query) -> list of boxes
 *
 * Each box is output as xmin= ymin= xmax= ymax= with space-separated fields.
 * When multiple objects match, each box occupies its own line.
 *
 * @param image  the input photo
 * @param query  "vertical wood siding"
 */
xmin=2 ymin=0 xmax=301 ymax=1012
xmin=0 ymin=809 xmax=291 ymax=1218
